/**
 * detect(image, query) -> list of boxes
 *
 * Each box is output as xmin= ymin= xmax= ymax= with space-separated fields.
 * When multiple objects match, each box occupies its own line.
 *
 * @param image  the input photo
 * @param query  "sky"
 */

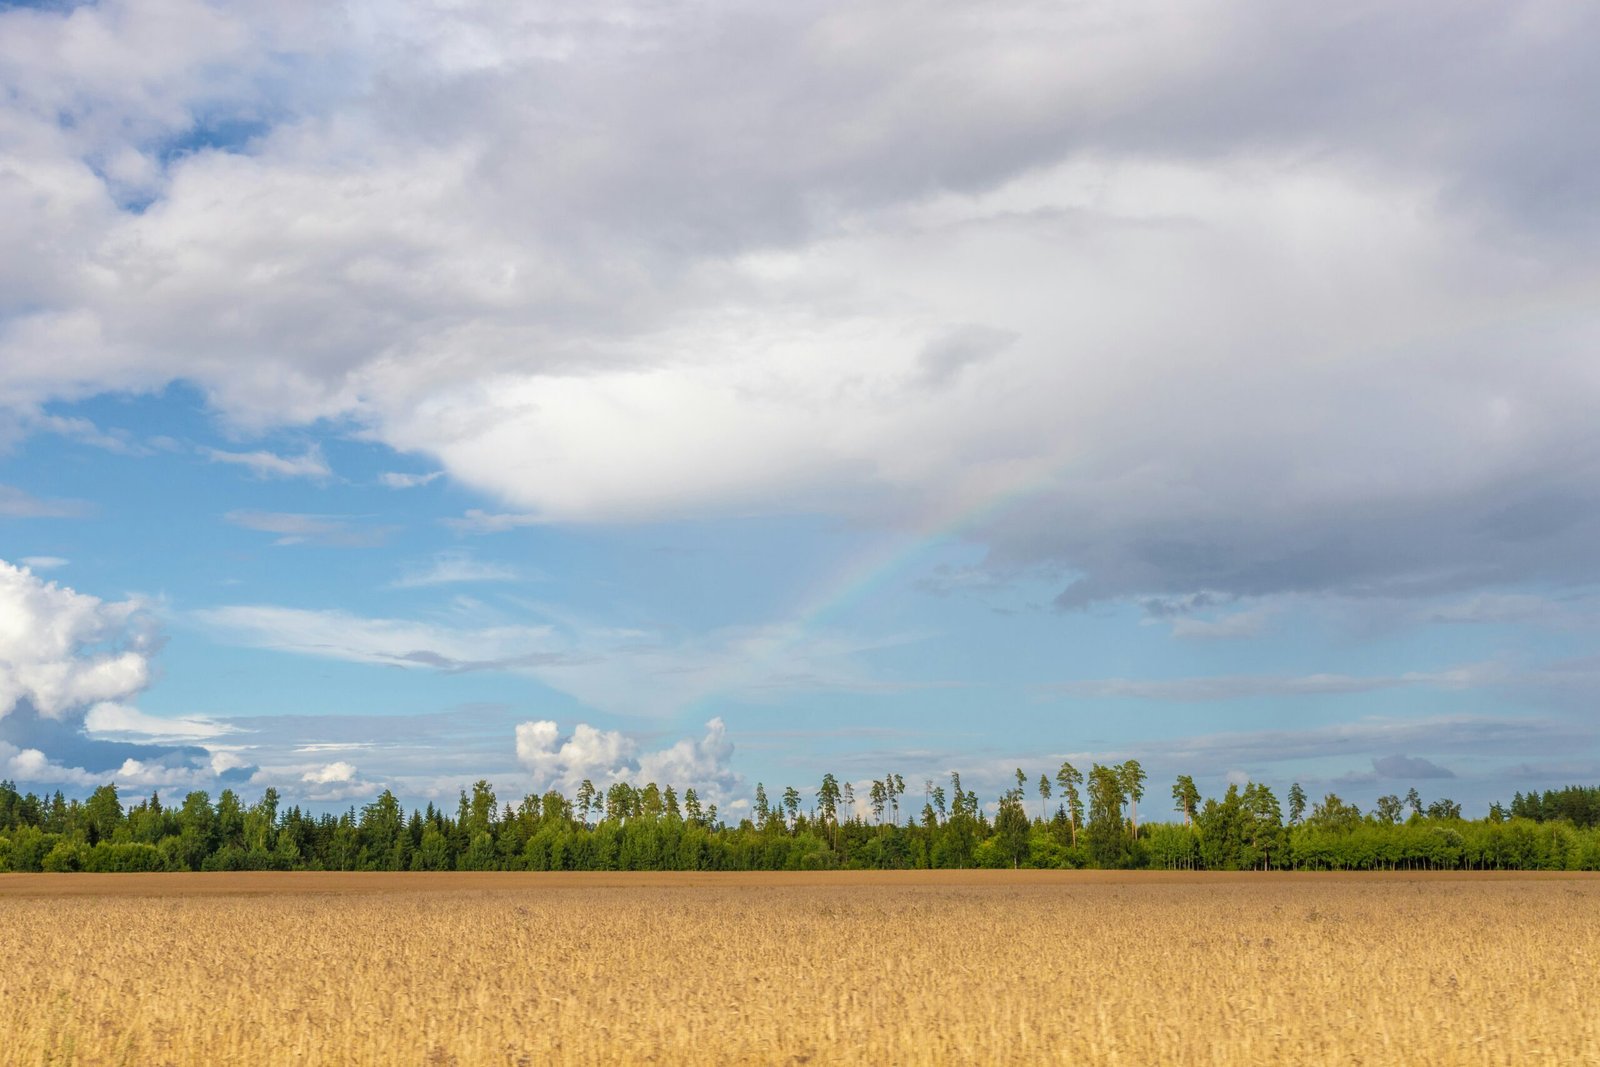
xmin=2 ymin=0 xmax=1598 ymax=817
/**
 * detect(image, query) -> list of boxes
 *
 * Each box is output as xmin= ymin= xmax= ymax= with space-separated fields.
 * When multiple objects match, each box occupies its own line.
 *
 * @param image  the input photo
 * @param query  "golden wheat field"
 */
xmin=2 ymin=871 xmax=1597 ymax=1066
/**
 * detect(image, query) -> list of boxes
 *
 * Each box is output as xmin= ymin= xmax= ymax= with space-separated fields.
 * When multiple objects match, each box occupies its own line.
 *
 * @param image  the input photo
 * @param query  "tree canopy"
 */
xmin=3 ymin=772 xmax=1598 ymax=874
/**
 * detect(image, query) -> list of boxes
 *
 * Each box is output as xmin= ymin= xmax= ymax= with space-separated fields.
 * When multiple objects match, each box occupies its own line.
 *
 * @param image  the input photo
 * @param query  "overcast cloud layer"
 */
xmin=1 ymin=1 xmax=1597 ymax=809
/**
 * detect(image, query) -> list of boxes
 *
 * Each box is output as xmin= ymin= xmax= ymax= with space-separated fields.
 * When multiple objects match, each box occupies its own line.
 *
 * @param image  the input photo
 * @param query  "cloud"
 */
xmin=212 ymin=703 xmax=533 ymax=802
xmin=0 ymin=485 xmax=92 ymax=519
xmin=1419 ymin=593 xmax=1583 ymax=628
xmin=196 ymin=599 xmax=909 ymax=717
xmin=1166 ymin=605 xmax=1279 ymax=640
xmin=1043 ymin=665 xmax=1493 ymax=702
xmin=1 ymin=740 xmax=100 ymax=788
xmin=2 ymin=1 xmax=1599 ymax=613
xmin=0 ymin=560 xmax=258 ymax=791
xmin=204 ymin=446 xmax=332 ymax=480
xmin=443 ymin=510 xmax=542 ymax=535
xmin=1140 ymin=715 xmax=1582 ymax=770
xmin=19 ymin=556 xmax=68 ymax=570
xmin=223 ymin=510 xmax=394 ymax=547
xmin=912 ymin=324 xmax=1018 ymax=388
xmin=379 ymin=470 xmax=443 ymax=489
xmin=294 ymin=760 xmax=384 ymax=802
xmin=636 ymin=717 xmax=740 ymax=799
xmin=1371 ymin=754 xmax=1455 ymax=780
xmin=29 ymin=413 xmax=148 ymax=456
xmin=192 ymin=604 xmax=564 ymax=673
xmin=0 ymin=558 xmax=156 ymax=720
xmin=83 ymin=700 xmax=230 ymax=742
xmin=302 ymin=760 xmax=357 ymax=785
xmin=0 ymin=699 xmax=230 ymax=791
xmin=390 ymin=551 xmax=518 ymax=588
xmin=515 ymin=717 xmax=741 ymax=801
xmin=515 ymin=721 xmax=634 ymax=788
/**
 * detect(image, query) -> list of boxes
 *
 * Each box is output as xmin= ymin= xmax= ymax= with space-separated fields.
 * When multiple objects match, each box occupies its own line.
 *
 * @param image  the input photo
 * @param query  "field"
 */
xmin=3 ymin=871 xmax=1597 ymax=1066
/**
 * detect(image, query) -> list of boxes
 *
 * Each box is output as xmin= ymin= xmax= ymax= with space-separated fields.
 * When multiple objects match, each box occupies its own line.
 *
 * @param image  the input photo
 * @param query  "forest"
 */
xmin=3 ymin=765 xmax=1599 ymax=874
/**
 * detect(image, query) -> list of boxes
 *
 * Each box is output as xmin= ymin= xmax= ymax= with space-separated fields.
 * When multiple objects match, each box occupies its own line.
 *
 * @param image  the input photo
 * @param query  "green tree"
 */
xmin=360 ymin=789 xmax=405 ymax=869
xmin=1172 ymin=775 xmax=1200 ymax=827
xmin=84 ymin=784 xmax=122 ymax=845
xmin=1037 ymin=774 xmax=1052 ymax=822
xmin=216 ymin=789 xmax=245 ymax=852
xmin=1287 ymin=782 xmax=1307 ymax=826
xmin=1308 ymin=793 xmax=1362 ymax=831
xmin=465 ymin=780 xmax=497 ymax=835
xmin=1086 ymin=764 xmax=1129 ymax=867
xmin=1426 ymin=797 xmax=1463 ymax=820
xmin=1242 ymin=782 xmax=1283 ymax=869
xmin=640 ymin=783 xmax=663 ymax=820
xmin=413 ymin=827 xmax=449 ymax=871
xmin=576 ymin=779 xmax=597 ymax=827
xmin=816 ymin=774 xmax=841 ymax=846
xmin=1119 ymin=760 xmax=1147 ymax=839
xmin=604 ymin=781 xmax=635 ymax=823
xmin=175 ymin=791 xmax=216 ymax=871
xmin=1055 ymin=762 xmax=1085 ymax=846
xmin=994 ymin=788 xmax=1031 ymax=868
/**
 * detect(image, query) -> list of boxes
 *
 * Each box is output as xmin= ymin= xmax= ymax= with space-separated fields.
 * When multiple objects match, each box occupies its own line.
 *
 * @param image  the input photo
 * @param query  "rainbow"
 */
xmin=673 ymin=263 xmax=1600 ymax=716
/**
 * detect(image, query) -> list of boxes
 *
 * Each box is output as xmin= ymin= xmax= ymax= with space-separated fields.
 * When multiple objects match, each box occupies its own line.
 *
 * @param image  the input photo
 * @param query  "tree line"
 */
xmin=3 ymin=770 xmax=1599 ymax=874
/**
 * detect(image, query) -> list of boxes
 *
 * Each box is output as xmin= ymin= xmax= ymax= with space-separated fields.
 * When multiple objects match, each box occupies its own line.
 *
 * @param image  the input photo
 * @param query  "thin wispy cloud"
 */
xmin=0 ymin=485 xmax=92 ymax=519
xmin=190 ymin=604 xmax=564 ymax=674
xmin=390 ymin=552 xmax=519 ymax=588
xmin=204 ymin=446 xmax=332 ymax=481
xmin=1165 ymin=606 xmax=1280 ymax=641
xmin=1138 ymin=716 xmax=1582 ymax=767
xmin=444 ymin=510 xmax=542 ymax=535
xmin=193 ymin=599 xmax=918 ymax=718
xmin=83 ymin=701 xmax=231 ymax=743
xmin=32 ymin=414 xmax=148 ymax=456
xmin=223 ymin=510 xmax=393 ymax=547
xmin=1042 ymin=665 xmax=1498 ymax=702
xmin=379 ymin=470 xmax=443 ymax=489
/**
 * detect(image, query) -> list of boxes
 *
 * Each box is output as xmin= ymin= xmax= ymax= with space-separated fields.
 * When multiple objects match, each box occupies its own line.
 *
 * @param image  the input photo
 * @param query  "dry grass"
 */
xmin=2 ymin=871 xmax=1597 ymax=1066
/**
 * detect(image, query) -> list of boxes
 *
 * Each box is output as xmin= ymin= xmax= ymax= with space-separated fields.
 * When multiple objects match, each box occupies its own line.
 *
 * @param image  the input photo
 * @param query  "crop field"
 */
xmin=3 ymin=871 xmax=1597 ymax=1066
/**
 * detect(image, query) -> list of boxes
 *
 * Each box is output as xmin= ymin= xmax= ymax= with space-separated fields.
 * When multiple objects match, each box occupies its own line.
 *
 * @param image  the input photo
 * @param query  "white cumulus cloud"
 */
xmin=0 ymin=558 xmax=156 ymax=720
xmin=302 ymin=760 xmax=358 ymax=785
xmin=515 ymin=717 xmax=742 ymax=802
